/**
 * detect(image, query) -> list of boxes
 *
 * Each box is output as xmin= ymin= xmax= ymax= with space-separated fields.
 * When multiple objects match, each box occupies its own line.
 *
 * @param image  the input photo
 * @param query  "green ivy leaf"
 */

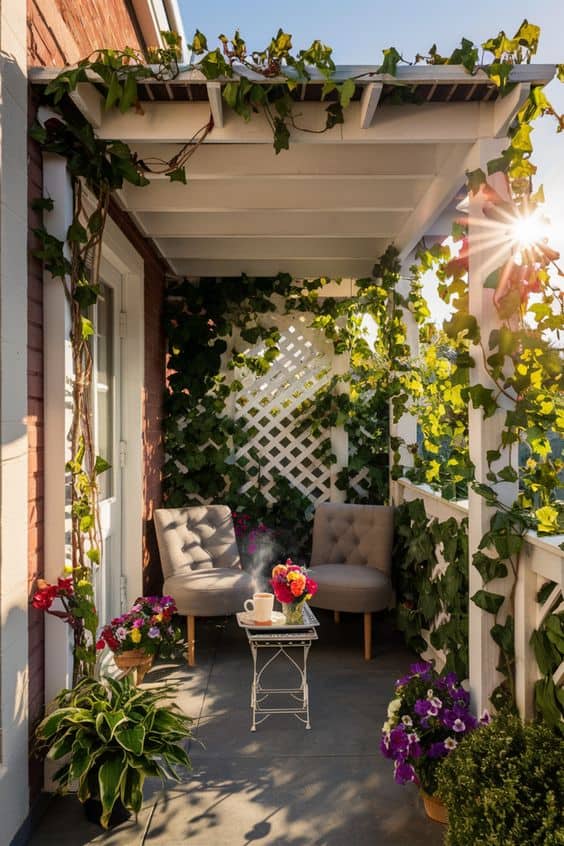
xmin=67 ymin=219 xmax=88 ymax=244
xmin=94 ymin=455 xmax=111 ymax=475
xmin=467 ymin=384 xmax=497 ymax=417
xmin=471 ymin=589 xmax=504 ymax=615
xmin=119 ymin=73 xmax=138 ymax=113
xmin=31 ymin=197 xmax=55 ymax=212
xmin=378 ymin=47 xmax=402 ymax=76
xmin=273 ymin=118 xmax=290 ymax=154
xmin=339 ymin=78 xmax=355 ymax=109
xmin=466 ymin=168 xmax=486 ymax=194
xmin=80 ymin=316 xmax=94 ymax=340
xmin=472 ymin=551 xmax=507 ymax=582
xmin=169 ymin=167 xmax=187 ymax=184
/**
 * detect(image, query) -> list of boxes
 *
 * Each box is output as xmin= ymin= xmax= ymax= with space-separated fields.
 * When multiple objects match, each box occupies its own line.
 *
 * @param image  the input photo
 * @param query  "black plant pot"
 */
xmin=83 ymin=797 xmax=131 ymax=828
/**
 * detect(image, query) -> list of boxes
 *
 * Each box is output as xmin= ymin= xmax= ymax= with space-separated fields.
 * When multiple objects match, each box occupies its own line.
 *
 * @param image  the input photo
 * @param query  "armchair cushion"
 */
xmin=163 ymin=570 xmax=254 ymax=617
xmin=308 ymin=564 xmax=393 ymax=614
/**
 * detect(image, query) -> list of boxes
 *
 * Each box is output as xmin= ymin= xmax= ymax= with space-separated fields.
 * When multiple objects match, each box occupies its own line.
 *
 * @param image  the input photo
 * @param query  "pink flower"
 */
xmin=132 ymin=617 xmax=144 ymax=628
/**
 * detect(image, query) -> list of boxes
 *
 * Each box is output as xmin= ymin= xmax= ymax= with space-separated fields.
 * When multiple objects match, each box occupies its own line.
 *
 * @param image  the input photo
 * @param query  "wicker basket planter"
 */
xmin=114 ymin=649 xmax=153 ymax=684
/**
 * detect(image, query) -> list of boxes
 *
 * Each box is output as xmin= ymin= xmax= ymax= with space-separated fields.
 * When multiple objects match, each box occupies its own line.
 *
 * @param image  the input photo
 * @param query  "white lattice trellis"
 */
xmin=228 ymin=314 xmax=340 ymax=504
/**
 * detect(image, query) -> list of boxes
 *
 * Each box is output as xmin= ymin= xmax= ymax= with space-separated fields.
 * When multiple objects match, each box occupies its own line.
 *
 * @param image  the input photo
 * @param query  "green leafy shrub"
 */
xmin=36 ymin=676 xmax=192 ymax=828
xmin=438 ymin=713 xmax=564 ymax=845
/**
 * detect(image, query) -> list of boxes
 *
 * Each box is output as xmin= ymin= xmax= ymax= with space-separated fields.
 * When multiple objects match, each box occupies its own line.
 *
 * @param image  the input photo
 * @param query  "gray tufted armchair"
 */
xmin=154 ymin=505 xmax=254 ymax=665
xmin=308 ymin=503 xmax=394 ymax=660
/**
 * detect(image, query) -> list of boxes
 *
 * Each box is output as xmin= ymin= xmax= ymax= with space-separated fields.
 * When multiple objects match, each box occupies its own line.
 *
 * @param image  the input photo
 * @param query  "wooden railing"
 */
xmin=393 ymin=478 xmax=564 ymax=718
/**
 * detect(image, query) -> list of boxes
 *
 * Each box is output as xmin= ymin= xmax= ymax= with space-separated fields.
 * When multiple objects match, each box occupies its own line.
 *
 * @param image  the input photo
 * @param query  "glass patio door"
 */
xmin=91 ymin=264 xmax=123 ymax=625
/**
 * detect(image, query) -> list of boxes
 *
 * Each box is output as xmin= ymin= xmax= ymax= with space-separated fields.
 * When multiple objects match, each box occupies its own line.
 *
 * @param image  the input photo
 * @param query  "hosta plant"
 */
xmin=36 ymin=676 xmax=192 ymax=828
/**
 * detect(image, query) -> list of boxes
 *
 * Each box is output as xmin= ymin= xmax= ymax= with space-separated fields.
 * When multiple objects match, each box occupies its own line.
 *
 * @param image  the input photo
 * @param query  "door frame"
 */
xmin=93 ymin=208 xmax=144 ymax=607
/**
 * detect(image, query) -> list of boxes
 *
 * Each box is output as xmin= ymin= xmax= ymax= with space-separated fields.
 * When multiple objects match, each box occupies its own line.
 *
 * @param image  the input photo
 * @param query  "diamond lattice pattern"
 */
xmin=229 ymin=315 xmax=335 ymax=503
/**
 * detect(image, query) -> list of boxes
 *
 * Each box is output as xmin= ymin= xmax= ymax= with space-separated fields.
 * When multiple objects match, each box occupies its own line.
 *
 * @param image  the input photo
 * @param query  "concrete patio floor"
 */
xmin=29 ymin=611 xmax=445 ymax=846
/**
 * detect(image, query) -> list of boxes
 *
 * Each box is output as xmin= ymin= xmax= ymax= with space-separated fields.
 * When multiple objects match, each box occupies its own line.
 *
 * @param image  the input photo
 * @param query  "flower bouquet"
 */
xmin=380 ymin=662 xmax=489 ymax=810
xmin=96 ymin=596 xmax=182 ymax=680
xmin=270 ymin=559 xmax=318 ymax=624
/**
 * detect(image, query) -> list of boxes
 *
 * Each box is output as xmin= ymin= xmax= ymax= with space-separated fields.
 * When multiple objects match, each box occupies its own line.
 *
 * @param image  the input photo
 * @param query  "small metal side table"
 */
xmin=237 ymin=605 xmax=319 ymax=731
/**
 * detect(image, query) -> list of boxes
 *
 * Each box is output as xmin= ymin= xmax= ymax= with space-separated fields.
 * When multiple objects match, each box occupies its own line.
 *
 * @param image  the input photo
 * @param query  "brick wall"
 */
xmin=28 ymin=0 xmax=143 ymax=66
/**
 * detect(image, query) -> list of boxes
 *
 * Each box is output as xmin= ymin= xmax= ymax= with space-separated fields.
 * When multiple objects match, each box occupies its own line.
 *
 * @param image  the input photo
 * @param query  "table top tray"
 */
xmin=236 ymin=604 xmax=319 ymax=631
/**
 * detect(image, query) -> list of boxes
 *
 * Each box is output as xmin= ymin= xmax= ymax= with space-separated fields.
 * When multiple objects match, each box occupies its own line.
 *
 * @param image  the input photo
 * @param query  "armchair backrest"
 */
xmin=154 ymin=505 xmax=241 ymax=580
xmin=310 ymin=503 xmax=394 ymax=575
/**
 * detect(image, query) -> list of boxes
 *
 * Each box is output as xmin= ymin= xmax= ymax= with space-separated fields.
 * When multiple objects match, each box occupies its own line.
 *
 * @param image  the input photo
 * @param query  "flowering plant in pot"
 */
xmin=380 ymin=661 xmax=489 ymax=822
xmin=36 ymin=676 xmax=192 ymax=829
xmin=270 ymin=559 xmax=318 ymax=624
xmin=96 ymin=596 xmax=182 ymax=681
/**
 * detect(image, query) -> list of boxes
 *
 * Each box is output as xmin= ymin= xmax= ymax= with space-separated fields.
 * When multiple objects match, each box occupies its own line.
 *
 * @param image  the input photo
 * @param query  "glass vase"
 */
xmin=282 ymin=601 xmax=305 ymax=625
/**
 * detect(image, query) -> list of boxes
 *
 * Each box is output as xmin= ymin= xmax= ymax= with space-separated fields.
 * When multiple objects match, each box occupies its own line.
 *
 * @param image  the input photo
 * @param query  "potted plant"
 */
xmin=380 ymin=661 xmax=488 ymax=823
xmin=36 ymin=675 xmax=193 ymax=828
xmin=96 ymin=595 xmax=183 ymax=682
xmin=437 ymin=713 xmax=564 ymax=844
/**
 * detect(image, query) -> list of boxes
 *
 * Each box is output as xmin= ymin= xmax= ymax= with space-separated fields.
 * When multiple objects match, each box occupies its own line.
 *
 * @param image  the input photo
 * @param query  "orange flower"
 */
xmin=290 ymin=578 xmax=305 ymax=597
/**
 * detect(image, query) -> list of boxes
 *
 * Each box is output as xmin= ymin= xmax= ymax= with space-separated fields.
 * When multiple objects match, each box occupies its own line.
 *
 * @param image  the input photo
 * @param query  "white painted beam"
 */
xmin=132 ymin=142 xmax=439 ymax=177
xmin=492 ymin=83 xmax=530 ymax=137
xmin=137 ymin=209 xmax=408 ymax=238
xmin=206 ymin=81 xmax=224 ymax=129
xmin=396 ymin=143 xmax=473 ymax=258
xmin=171 ymin=258 xmax=378 ymax=278
xmin=69 ymin=82 xmax=104 ymax=128
xmin=121 ymin=175 xmax=428 ymax=211
xmin=29 ymin=63 xmax=556 ymax=87
xmin=157 ymin=236 xmax=390 ymax=260
xmin=359 ymin=82 xmax=383 ymax=129
xmin=93 ymin=101 xmax=496 ymax=144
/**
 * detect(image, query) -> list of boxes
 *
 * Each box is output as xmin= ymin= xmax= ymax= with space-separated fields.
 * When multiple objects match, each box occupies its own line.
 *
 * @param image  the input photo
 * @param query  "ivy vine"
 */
xmin=29 ymin=20 xmax=562 ymax=722
xmin=393 ymin=500 xmax=469 ymax=679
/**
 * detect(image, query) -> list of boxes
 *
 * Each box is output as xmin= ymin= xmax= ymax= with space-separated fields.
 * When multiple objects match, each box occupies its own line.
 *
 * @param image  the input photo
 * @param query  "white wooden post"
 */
xmin=42 ymin=153 xmax=75 ymax=703
xmin=467 ymin=139 xmax=519 ymax=712
xmin=330 ymin=348 xmax=348 ymax=502
xmin=0 ymin=1 xmax=31 ymax=837
xmin=389 ymin=257 xmax=418 ymax=505
xmin=514 ymin=554 xmax=539 ymax=718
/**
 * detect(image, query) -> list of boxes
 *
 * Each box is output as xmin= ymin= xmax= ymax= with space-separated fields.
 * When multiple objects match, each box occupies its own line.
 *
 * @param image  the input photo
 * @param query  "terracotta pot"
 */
xmin=421 ymin=791 xmax=448 ymax=825
xmin=114 ymin=649 xmax=153 ymax=684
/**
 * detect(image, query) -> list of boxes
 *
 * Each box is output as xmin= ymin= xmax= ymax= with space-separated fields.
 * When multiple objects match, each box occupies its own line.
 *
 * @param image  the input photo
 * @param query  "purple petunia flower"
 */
xmin=428 ymin=742 xmax=448 ymax=758
xmin=394 ymin=761 xmax=417 ymax=784
xmin=148 ymin=626 xmax=160 ymax=638
xmin=414 ymin=699 xmax=432 ymax=717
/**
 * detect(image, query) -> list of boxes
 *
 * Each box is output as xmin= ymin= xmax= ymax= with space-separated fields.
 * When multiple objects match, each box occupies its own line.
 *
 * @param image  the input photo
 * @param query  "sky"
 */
xmin=178 ymin=1 xmax=564 ymax=310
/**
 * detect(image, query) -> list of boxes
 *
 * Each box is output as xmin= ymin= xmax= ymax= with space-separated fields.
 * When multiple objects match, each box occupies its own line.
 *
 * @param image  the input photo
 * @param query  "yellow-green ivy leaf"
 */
xmin=81 ymin=316 xmax=94 ymax=340
xmin=535 ymin=505 xmax=559 ymax=534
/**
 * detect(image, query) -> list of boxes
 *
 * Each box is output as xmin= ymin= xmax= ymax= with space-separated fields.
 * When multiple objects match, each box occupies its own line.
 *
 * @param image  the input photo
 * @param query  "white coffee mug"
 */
xmin=244 ymin=592 xmax=274 ymax=623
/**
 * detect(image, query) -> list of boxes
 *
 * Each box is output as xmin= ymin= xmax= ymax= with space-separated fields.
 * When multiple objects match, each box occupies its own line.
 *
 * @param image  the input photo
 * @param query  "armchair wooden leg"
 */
xmin=334 ymin=610 xmax=341 ymax=623
xmin=364 ymin=612 xmax=372 ymax=661
xmin=186 ymin=615 xmax=196 ymax=666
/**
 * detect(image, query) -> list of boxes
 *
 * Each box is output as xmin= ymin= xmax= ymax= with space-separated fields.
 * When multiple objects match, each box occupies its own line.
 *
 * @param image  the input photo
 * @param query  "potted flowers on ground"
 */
xmin=380 ymin=661 xmax=489 ymax=823
xmin=270 ymin=559 xmax=318 ymax=624
xmin=96 ymin=595 xmax=182 ymax=682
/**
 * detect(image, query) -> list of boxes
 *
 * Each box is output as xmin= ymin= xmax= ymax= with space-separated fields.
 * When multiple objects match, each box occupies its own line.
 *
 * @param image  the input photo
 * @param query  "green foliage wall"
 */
xmin=393 ymin=499 xmax=469 ymax=678
xmin=162 ymin=251 xmax=405 ymax=559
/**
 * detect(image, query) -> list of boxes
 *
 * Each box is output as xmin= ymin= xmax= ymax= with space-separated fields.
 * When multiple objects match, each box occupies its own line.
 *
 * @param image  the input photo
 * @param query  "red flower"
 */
xmin=96 ymin=638 xmax=106 ymax=650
